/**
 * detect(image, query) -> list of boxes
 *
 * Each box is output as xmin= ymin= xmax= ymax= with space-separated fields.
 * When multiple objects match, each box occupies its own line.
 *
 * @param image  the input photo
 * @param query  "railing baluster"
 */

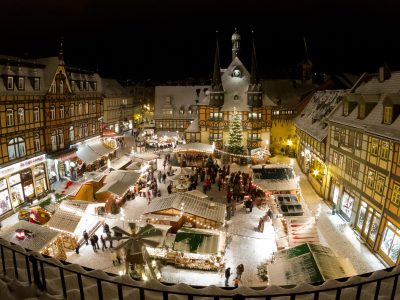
xmin=1 ymin=245 xmax=6 ymax=275
xmin=163 ymin=291 xmax=168 ymax=300
xmin=374 ymin=279 xmax=381 ymax=300
xmin=77 ymin=273 xmax=85 ymax=300
xmin=139 ymin=287 xmax=144 ymax=300
xmin=187 ymin=295 xmax=193 ymax=300
xmin=117 ymin=284 xmax=123 ymax=300
xmin=335 ymin=287 xmax=341 ymax=300
xmin=39 ymin=261 xmax=46 ymax=290
xmin=25 ymin=255 xmax=31 ymax=283
xmin=12 ymin=250 xmax=18 ymax=279
xmin=59 ymin=268 xmax=67 ymax=298
xmin=313 ymin=291 xmax=319 ymax=300
xmin=391 ymin=274 xmax=399 ymax=300
xmin=29 ymin=254 xmax=44 ymax=291
xmin=355 ymin=283 xmax=362 ymax=299
xmin=97 ymin=278 xmax=103 ymax=300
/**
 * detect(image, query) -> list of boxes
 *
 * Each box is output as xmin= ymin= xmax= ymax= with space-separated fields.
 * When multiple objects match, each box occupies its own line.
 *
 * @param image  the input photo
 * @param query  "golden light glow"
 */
xmin=287 ymin=139 xmax=293 ymax=146
xmin=313 ymin=170 xmax=319 ymax=176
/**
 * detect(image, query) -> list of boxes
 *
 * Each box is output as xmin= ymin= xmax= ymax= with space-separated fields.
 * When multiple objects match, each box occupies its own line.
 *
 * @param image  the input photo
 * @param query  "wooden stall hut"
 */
xmin=173 ymin=143 xmax=214 ymax=167
xmin=46 ymin=200 xmax=103 ymax=249
xmin=0 ymin=220 xmax=66 ymax=260
xmin=142 ymin=193 xmax=226 ymax=232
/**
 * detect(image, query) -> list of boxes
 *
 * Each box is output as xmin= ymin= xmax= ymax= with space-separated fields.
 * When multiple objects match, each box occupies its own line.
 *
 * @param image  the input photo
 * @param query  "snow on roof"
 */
xmin=96 ymin=170 xmax=140 ymax=196
xmin=101 ymin=78 xmax=129 ymax=97
xmin=46 ymin=200 xmax=89 ymax=233
xmin=185 ymin=189 xmax=208 ymax=199
xmin=294 ymin=90 xmax=347 ymax=142
xmin=154 ymin=85 xmax=207 ymax=119
xmin=184 ymin=117 xmax=200 ymax=133
xmin=0 ymin=220 xmax=60 ymax=252
xmin=131 ymin=152 xmax=159 ymax=161
xmin=143 ymin=193 xmax=226 ymax=225
xmin=329 ymin=72 xmax=400 ymax=141
xmin=174 ymin=142 xmax=214 ymax=153
xmin=261 ymin=79 xmax=317 ymax=107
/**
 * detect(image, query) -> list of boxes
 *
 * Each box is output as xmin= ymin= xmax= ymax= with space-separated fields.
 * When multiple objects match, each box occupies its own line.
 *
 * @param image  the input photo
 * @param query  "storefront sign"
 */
xmin=0 ymin=155 xmax=46 ymax=178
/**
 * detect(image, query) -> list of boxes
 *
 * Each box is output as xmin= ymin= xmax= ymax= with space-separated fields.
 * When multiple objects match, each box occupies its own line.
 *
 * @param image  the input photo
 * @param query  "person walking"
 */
xmin=100 ymin=234 xmax=107 ymax=251
xmin=93 ymin=234 xmax=100 ymax=249
xmin=233 ymin=277 xmax=240 ymax=288
xmin=224 ymin=267 xmax=231 ymax=287
xmin=90 ymin=236 xmax=97 ymax=253
xmin=83 ymin=230 xmax=89 ymax=245
xmin=107 ymin=232 xmax=113 ymax=248
xmin=236 ymin=264 xmax=244 ymax=279
xmin=75 ymin=243 xmax=80 ymax=254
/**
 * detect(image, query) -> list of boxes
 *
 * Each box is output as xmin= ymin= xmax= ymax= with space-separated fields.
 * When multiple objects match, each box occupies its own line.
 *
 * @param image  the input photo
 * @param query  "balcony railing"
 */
xmin=0 ymin=238 xmax=399 ymax=299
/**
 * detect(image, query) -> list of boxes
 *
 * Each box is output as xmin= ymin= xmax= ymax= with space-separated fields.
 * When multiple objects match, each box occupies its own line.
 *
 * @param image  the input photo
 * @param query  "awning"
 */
xmin=77 ymin=144 xmax=100 ymax=165
xmin=96 ymin=170 xmax=140 ymax=197
xmin=173 ymin=228 xmax=220 ymax=254
xmin=88 ymin=140 xmax=115 ymax=156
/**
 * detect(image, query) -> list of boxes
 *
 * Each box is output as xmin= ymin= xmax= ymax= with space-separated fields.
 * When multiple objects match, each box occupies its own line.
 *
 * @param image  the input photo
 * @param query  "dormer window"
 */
xmin=34 ymin=78 xmax=40 ymax=90
xmin=7 ymin=77 xmax=13 ymax=90
xmin=358 ymin=103 xmax=366 ymax=119
xmin=234 ymin=95 xmax=239 ymax=100
xmin=79 ymin=81 xmax=83 ymax=90
xmin=85 ymin=82 xmax=89 ymax=90
xmin=383 ymin=106 xmax=393 ymax=124
xmin=93 ymin=82 xmax=97 ymax=91
xmin=179 ymin=106 xmax=184 ymax=115
xmin=188 ymin=108 xmax=192 ymax=115
xmin=343 ymin=102 xmax=349 ymax=116
xmin=18 ymin=77 xmax=24 ymax=90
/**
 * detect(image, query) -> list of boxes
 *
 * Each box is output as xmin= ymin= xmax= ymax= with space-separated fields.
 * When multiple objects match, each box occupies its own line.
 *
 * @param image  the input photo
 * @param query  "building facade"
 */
xmin=325 ymin=69 xmax=400 ymax=266
xmin=102 ymin=78 xmax=133 ymax=134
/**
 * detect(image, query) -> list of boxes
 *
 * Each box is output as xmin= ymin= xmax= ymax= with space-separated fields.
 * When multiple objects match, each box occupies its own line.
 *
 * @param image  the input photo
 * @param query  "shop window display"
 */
xmin=381 ymin=222 xmax=400 ymax=263
xmin=0 ymin=179 xmax=11 ymax=215
xmin=340 ymin=192 xmax=354 ymax=219
xmin=10 ymin=182 xmax=24 ymax=208
xmin=357 ymin=202 xmax=367 ymax=230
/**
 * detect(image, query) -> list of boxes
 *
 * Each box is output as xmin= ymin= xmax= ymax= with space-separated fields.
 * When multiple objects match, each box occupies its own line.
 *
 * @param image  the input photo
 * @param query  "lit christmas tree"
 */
xmin=226 ymin=107 xmax=244 ymax=154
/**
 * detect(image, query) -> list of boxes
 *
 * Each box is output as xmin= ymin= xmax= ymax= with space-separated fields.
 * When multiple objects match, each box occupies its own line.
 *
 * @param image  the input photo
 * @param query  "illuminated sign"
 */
xmin=0 ymin=155 xmax=46 ymax=178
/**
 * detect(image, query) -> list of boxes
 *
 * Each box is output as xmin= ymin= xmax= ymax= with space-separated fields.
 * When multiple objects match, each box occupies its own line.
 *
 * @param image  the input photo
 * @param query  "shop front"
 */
xmin=379 ymin=220 xmax=400 ymax=265
xmin=355 ymin=200 xmax=381 ymax=248
xmin=338 ymin=190 xmax=355 ymax=222
xmin=0 ymin=154 xmax=49 ymax=218
xmin=46 ymin=150 xmax=78 ymax=184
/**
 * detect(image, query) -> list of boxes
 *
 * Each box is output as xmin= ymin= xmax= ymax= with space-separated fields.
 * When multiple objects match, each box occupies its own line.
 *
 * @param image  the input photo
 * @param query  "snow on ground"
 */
xmin=0 ymin=137 xmax=385 ymax=288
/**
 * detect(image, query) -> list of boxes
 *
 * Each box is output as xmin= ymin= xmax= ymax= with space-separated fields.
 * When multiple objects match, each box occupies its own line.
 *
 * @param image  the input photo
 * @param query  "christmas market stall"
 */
xmin=173 ymin=143 xmax=214 ymax=167
xmin=267 ymin=243 xmax=356 ymax=285
xmin=252 ymin=164 xmax=300 ymax=196
xmin=95 ymin=170 xmax=141 ymax=213
xmin=274 ymin=194 xmax=304 ymax=216
xmin=46 ymin=200 xmax=103 ymax=249
xmin=142 ymin=193 xmax=226 ymax=271
xmin=250 ymin=148 xmax=271 ymax=164
xmin=131 ymin=152 xmax=159 ymax=170
xmin=0 ymin=220 xmax=66 ymax=260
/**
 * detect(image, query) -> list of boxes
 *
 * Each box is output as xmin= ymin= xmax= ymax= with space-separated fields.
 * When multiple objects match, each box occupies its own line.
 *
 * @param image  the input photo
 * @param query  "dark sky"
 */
xmin=1 ymin=0 xmax=399 ymax=81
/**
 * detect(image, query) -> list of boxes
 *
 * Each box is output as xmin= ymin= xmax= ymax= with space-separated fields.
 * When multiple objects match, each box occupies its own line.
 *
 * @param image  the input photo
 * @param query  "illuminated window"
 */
xmin=85 ymin=102 xmax=89 ymax=114
xmin=370 ymin=138 xmax=379 ymax=156
xmin=352 ymin=161 xmax=360 ymax=178
xmin=50 ymin=105 xmax=56 ymax=120
xmin=60 ymin=105 xmax=65 ymax=119
xmin=7 ymin=137 xmax=26 ymax=160
xmin=380 ymin=222 xmax=400 ymax=263
xmin=18 ymin=108 xmax=24 ymax=124
xmin=33 ymin=107 xmax=39 ymax=122
xmin=70 ymin=104 xmax=75 ymax=116
xmin=356 ymin=132 xmax=363 ymax=149
xmin=383 ymin=106 xmax=393 ymax=124
xmin=6 ymin=109 xmax=14 ymax=126
xmin=78 ymin=103 xmax=83 ymax=115
xmin=391 ymin=184 xmax=400 ymax=205
xmin=376 ymin=175 xmax=385 ymax=194
xmin=366 ymin=169 xmax=375 ymax=189
xmin=34 ymin=134 xmax=40 ymax=152
xmin=51 ymin=131 xmax=57 ymax=151
xmin=380 ymin=141 xmax=389 ymax=160
xmin=345 ymin=158 xmax=352 ymax=175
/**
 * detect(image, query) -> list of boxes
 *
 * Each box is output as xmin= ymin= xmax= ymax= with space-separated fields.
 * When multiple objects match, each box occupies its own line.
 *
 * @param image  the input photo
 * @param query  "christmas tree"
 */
xmin=226 ymin=107 xmax=244 ymax=154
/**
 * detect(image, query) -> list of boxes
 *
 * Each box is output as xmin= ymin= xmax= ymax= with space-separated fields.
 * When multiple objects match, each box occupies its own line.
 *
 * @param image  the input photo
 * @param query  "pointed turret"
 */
xmin=210 ymin=31 xmax=224 ymax=107
xmin=301 ymin=36 xmax=312 ymax=82
xmin=58 ymin=37 xmax=65 ymax=65
xmin=247 ymin=31 xmax=262 ymax=107
xmin=231 ymin=28 xmax=241 ymax=60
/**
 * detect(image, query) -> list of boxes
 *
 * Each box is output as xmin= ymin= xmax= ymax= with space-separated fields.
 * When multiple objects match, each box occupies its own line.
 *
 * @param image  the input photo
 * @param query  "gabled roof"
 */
xmin=154 ymin=85 xmax=207 ymax=119
xmin=184 ymin=117 xmax=200 ymax=133
xmin=143 ymin=193 xmax=226 ymax=224
xmin=295 ymin=90 xmax=347 ymax=141
xmin=329 ymin=71 xmax=400 ymax=141
xmin=101 ymin=78 xmax=129 ymax=97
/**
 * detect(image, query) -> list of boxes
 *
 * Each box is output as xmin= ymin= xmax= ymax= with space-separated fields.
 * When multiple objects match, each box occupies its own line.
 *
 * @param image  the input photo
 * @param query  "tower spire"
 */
xmin=231 ymin=28 xmax=241 ymax=60
xmin=58 ymin=37 xmax=65 ymax=65
xmin=212 ymin=31 xmax=222 ymax=90
xmin=250 ymin=30 xmax=259 ymax=85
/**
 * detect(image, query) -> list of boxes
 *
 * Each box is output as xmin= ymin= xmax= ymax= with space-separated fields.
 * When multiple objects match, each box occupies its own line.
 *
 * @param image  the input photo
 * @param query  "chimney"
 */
xmin=379 ymin=66 xmax=385 ymax=82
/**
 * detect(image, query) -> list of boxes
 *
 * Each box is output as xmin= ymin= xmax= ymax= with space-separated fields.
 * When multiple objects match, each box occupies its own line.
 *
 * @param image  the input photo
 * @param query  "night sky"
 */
xmin=1 ymin=0 xmax=399 ymax=81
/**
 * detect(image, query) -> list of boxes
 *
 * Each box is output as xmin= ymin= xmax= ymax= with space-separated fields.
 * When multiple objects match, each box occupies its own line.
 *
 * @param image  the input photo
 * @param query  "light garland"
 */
xmin=214 ymin=148 xmax=258 ymax=159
